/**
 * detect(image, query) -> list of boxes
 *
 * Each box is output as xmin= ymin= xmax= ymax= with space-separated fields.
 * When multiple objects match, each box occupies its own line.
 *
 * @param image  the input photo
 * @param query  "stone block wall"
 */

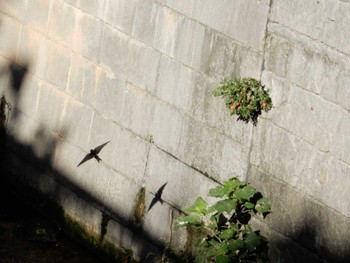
xmin=0 ymin=0 xmax=349 ymax=262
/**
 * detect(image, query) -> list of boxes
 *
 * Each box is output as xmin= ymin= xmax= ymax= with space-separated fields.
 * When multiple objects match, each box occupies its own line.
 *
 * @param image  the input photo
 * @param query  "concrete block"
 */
xmin=199 ymin=28 xmax=263 ymax=80
xmin=145 ymin=146 xmax=217 ymax=209
xmin=171 ymin=16 xmax=206 ymax=71
xmin=13 ymin=74 xmax=40 ymax=117
xmin=73 ymin=0 xmax=107 ymax=19
xmin=104 ymin=0 xmax=138 ymax=32
xmin=125 ymin=38 xmax=161 ymax=93
xmin=191 ymin=0 xmax=270 ymax=51
xmin=35 ymin=83 xmax=67 ymax=132
xmin=271 ymin=0 xmax=350 ymax=55
xmin=48 ymin=1 xmax=77 ymax=46
xmin=7 ymin=111 xmax=40 ymax=149
xmin=165 ymin=0 xmax=195 ymax=17
xmin=178 ymin=115 xmax=249 ymax=182
xmin=18 ymin=28 xmax=71 ymax=90
xmin=132 ymin=0 xmax=159 ymax=47
xmin=249 ymin=167 xmax=350 ymax=262
xmin=25 ymin=0 xmax=51 ymax=33
xmin=0 ymin=0 xmax=27 ymax=22
xmin=149 ymin=100 xmax=184 ymax=156
xmin=100 ymin=25 xmax=129 ymax=78
xmin=42 ymin=43 xmax=71 ymax=90
xmin=153 ymin=6 xmax=183 ymax=57
xmin=66 ymin=54 xmax=97 ymax=106
xmin=104 ymin=218 xmax=134 ymax=254
xmin=60 ymin=98 xmax=94 ymax=148
xmin=88 ymin=168 xmax=140 ymax=219
xmin=143 ymin=193 xmax=174 ymax=245
xmin=186 ymin=72 xmax=253 ymax=149
xmin=17 ymin=26 xmax=46 ymax=77
xmin=52 ymin=138 xmax=80 ymax=178
xmin=119 ymin=82 xmax=155 ymax=138
xmin=89 ymin=113 xmax=149 ymax=186
xmin=94 ymin=69 xmax=155 ymax=138
xmin=330 ymin=113 xmax=350 ymax=164
xmin=156 ymin=55 xmax=195 ymax=112
xmin=314 ymin=155 xmax=350 ymax=218
xmin=94 ymin=69 xmax=127 ymax=122
xmin=74 ymin=12 xmax=104 ymax=63
xmin=0 ymin=14 xmax=21 ymax=60
xmin=265 ymin=23 xmax=350 ymax=111
xmin=59 ymin=188 xmax=102 ymax=238
xmin=269 ymin=83 xmax=342 ymax=153
xmin=250 ymin=119 xmax=328 ymax=195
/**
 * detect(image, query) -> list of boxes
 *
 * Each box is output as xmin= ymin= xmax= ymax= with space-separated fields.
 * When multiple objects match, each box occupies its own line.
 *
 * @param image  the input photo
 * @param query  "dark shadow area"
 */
xmin=0 ymin=183 xmax=103 ymax=263
xmin=148 ymin=182 xmax=167 ymax=212
xmin=0 ymin=58 xmax=184 ymax=262
xmin=270 ymin=214 xmax=350 ymax=263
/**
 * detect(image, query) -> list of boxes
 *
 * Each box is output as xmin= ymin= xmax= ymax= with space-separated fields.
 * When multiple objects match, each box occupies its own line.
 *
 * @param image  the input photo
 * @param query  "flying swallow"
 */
xmin=148 ymin=182 xmax=167 ymax=212
xmin=77 ymin=141 xmax=110 ymax=167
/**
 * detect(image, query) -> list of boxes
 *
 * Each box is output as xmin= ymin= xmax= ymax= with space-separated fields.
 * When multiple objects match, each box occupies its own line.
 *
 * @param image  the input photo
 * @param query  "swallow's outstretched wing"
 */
xmin=155 ymin=182 xmax=167 ymax=198
xmin=77 ymin=154 xmax=93 ymax=167
xmin=94 ymin=141 xmax=110 ymax=154
xmin=148 ymin=182 xmax=167 ymax=212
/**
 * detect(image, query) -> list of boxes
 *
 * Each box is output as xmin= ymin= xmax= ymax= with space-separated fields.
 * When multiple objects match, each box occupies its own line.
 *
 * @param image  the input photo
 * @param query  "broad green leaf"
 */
xmin=219 ymin=243 xmax=230 ymax=255
xmin=224 ymin=178 xmax=245 ymax=190
xmin=235 ymin=186 xmax=256 ymax=201
xmin=216 ymin=255 xmax=229 ymax=263
xmin=208 ymin=185 xmax=228 ymax=197
xmin=219 ymin=229 xmax=234 ymax=239
xmin=176 ymin=215 xmax=201 ymax=227
xmin=194 ymin=254 xmax=207 ymax=263
xmin=208 ymin=199 xmax=237 ymax=214
xmin=184 ymin=197 xmax=207 ymax=214
xmin=245 ymin=232 xmax=261 ymax=250
xmin=255 ymin=197 xmax=271 ymax=216
xmin=244 ymin=201 xmax=255 ymax=209
xmin=229 ymin=239 xmax=245 ymax=252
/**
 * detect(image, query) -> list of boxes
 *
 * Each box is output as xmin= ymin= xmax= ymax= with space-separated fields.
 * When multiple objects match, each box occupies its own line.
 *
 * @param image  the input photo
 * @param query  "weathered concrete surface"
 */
xmin=1 ymin=0 xmax=350 ymax=262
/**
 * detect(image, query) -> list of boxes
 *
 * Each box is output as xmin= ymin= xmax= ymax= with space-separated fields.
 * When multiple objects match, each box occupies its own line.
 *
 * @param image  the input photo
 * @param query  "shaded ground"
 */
xmin=0 ymin=184 xmax=104 ymax=263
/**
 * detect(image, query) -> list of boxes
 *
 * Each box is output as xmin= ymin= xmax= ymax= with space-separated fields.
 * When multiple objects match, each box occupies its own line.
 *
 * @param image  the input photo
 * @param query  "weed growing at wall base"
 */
xmin=176 ymin=178 xmax=271 ymax=263
xmin=212 ymin=78 xmax=272 ymax=125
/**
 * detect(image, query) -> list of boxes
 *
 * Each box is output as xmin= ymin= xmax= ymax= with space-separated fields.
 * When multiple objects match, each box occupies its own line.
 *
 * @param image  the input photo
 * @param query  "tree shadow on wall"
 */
xmin=267 ymin=198 xmax=350 ymax=263
xmin=0 ymin=60 xmax=181 ymax=262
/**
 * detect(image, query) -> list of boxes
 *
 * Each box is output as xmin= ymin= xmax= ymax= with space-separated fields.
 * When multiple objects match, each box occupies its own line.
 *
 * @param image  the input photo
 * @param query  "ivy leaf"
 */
xmin=245 ymin=232 xmax=261 ymax=250
xmin=235 ymin=186 xmax=256 ymax=201
xmin=229 ymin=239 xmax=245 ymax=252
xmin=184 ymin=197 xmax=207 ymax=214
xmin=244 ymin=202 xmax=255 ymax=209
xmin=255 ymin=197 xmax=271 ymax=216
xmin=208 ymin=199 xmax=237 ymax=214
xmin=176 ymin=215 xmax=201 ymax=227
xmin=224 ymin=178 xmax=245 ymax=191
xmin=219 ymin=229 xmax=234 ymax=239
xmin=216 ymin=255 xmax=229 ymax=263
xmin=218 ymin=243 xmax=229 ymax=255
xmin=194 ymin=254 xmax=207 ymax=263
xmin=208 ymin=185 xmax=229 ymax=197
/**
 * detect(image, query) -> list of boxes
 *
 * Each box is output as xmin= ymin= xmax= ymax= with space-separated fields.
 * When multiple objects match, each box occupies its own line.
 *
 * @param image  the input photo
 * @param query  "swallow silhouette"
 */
xmin=77 ymin=141 xmax=110 ymax=167
xmin=148 ymin=182 xmax=167 ymax=212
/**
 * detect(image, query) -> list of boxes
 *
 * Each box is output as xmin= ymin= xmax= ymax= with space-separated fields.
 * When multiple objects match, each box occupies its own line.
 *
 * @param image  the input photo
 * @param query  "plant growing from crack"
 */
xmin=177 ymin=178 xmax=271 ymax=263
xmin=212 ymin=78 xmax=272 ymax=125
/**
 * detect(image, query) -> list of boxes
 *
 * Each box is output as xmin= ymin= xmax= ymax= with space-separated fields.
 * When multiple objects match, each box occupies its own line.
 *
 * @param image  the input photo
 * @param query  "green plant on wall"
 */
xmin=212 ymin=78 xmax=272 ymax=125
xmin=177 ymin=178 xmax=271 ymax=263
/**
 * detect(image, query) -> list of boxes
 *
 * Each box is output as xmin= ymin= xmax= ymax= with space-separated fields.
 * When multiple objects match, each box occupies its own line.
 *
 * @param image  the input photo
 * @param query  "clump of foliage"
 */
xmin=177 ymin=178 xmax=271 ymax=263
xmin=212 ymin=78 xmax=272 ymax=125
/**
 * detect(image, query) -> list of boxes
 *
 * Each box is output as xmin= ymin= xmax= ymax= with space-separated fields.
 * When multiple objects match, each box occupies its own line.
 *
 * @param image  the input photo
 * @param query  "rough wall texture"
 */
xmin=0 ymin=0 xmax=349 ymax=262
